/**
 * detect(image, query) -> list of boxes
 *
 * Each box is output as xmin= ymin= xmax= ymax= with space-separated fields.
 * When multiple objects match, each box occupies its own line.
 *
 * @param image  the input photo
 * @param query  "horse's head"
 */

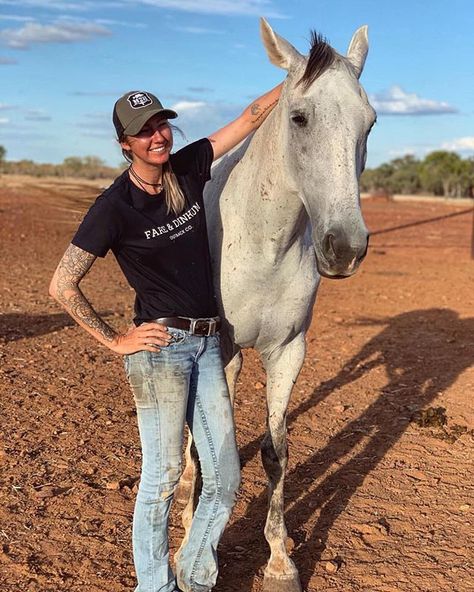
xmin=261 ymin=18 xmax=376 ymax=278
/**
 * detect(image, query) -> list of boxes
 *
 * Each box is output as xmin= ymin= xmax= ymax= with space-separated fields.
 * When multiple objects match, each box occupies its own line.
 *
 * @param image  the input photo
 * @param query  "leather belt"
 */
xmin=154 ymin=316 xmax=221 ymax=336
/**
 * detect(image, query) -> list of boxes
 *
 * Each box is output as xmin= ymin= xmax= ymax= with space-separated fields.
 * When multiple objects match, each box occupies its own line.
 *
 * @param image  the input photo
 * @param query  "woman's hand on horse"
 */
xmin=110 ymin=322 xmax=171 ymax=354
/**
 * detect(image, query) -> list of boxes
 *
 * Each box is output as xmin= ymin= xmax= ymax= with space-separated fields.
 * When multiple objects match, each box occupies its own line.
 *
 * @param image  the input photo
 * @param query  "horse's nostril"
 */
xmin=323 ymin=232 xmax=336 ymax=258
xmin=322 ymin=227 xmax=368 ymax=268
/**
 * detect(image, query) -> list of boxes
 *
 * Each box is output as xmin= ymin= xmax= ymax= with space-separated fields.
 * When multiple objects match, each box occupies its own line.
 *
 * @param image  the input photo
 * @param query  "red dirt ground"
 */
xmin=1 ymin=177 xmax=473 ymax=592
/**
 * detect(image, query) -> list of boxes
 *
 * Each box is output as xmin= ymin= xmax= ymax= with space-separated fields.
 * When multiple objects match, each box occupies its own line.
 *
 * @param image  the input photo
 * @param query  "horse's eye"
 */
xmin=291 ymin=113 xmax=307 ymax=127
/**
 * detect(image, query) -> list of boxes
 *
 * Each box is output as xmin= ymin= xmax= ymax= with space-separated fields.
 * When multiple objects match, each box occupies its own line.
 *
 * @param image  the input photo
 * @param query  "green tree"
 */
xmin=361 ymin=155 xmax=422 ymax=195
xmin=389 ymin=155 xmax=421 ymax=194
xmin=419 ymin=151 xmax=464 ymax=197
xmin=0 ymin=145 xmax=6 ymax=172
xmin=62 ymin=156 xmax=84 ymax=175
xmin=457 ymin=157 xmax=474 ymax=198
xmin=361 ymin=162 xmax=395 ymax=194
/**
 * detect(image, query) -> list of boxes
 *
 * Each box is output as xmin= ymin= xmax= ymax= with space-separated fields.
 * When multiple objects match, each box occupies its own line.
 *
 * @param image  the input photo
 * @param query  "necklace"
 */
xmin=128 ymin=166 xmax=163 ymax=193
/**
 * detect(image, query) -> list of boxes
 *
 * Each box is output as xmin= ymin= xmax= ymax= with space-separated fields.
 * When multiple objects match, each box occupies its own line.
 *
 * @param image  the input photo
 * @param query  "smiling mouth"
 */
xmin=149 ymin=146 xmax=167 ymax=153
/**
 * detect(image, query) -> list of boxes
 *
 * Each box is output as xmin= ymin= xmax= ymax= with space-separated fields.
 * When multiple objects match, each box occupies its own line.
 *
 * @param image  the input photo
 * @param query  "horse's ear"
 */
xmin=260 ymin=17 xmax=304 ymax=71
xmin=346 ymin=25 xmax=369 ymax=79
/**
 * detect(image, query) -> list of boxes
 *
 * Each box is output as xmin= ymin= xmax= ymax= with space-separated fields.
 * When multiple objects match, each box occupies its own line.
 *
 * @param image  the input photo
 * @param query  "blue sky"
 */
xmin=0 ymin=0 xmax=472 ymax=168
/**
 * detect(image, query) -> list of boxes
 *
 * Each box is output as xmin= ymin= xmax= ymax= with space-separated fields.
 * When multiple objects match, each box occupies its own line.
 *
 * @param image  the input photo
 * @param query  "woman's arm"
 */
xmin=49 ymin=244 xmax=170 ymax=354
xmin=207 ymin=82 xmax=283 ymax=161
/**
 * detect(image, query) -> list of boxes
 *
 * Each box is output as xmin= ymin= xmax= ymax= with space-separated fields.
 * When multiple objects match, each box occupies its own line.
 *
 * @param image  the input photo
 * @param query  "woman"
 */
xmin=49 ymin=84 xmax=282 ymax=592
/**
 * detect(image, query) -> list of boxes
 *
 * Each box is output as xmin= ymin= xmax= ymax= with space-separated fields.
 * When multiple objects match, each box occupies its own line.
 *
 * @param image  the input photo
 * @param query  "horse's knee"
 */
xmin=261 ymin=432 xmax=286 ymax=481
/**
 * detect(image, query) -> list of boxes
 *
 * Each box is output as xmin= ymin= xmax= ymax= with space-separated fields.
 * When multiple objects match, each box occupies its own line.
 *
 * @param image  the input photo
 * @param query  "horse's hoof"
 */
xmin=262 ymin=575 xmax=302 ymax=592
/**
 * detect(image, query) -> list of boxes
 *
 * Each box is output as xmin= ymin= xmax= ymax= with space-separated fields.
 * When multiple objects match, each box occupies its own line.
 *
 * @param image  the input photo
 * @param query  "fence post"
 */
xmin=471 ymin=207 xmax=474 ymax=259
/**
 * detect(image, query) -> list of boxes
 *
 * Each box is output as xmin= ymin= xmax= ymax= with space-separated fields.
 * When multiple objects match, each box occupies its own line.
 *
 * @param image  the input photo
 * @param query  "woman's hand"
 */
xmin=110 ymin=322 xmax=172 ymax=355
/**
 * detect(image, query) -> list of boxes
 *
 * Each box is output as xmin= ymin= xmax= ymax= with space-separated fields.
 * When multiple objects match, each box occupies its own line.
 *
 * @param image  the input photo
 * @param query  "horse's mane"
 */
xmin=297 ymin=31 xmax=336 ymax=90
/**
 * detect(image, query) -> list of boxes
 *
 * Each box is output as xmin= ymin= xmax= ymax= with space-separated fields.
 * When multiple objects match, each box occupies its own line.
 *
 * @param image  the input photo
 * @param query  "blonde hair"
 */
xmin=120 ymin=124 xmax=186 ymax=216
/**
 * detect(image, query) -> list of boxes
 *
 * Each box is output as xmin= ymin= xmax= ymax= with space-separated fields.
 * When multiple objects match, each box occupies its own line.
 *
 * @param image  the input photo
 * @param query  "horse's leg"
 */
xmin=224 ymin=348 xmax=243 ymax=405
xmin=261 ymin=335 xmax=305 ymax=592
xmin=175 ymin=348 xmax=242 ymax=562
xmin=174 ymin=433 xmax=200 ymax=565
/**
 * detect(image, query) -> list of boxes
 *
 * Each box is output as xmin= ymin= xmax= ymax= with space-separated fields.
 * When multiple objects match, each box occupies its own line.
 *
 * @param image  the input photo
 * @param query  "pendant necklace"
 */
xmin=128 ymin=165 xmax=163 ymax=194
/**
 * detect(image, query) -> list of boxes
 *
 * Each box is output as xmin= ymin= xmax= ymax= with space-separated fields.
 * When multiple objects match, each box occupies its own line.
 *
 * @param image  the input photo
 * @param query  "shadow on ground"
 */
xmin=0 ymin=311 xmax=112 ymax=342
xmin=218 ymin=308 xmax=474 ymax=591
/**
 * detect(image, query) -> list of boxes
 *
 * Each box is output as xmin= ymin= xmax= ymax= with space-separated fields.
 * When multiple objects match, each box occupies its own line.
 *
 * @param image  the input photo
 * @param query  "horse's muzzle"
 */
xmin=317 ymin=228 xmax=369 ymax=278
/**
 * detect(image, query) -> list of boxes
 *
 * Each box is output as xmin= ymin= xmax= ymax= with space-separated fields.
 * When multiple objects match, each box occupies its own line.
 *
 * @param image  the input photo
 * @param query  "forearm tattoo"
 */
xmin=56 ymin=244 xmax=116 ymax=343
xmin=250 ymin=99 xmax=278 ymax=124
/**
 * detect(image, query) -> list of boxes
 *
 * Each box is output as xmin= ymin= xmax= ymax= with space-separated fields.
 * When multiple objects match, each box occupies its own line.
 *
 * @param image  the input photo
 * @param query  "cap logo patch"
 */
xmin=127 ymin=92 xmax=153 ymax=109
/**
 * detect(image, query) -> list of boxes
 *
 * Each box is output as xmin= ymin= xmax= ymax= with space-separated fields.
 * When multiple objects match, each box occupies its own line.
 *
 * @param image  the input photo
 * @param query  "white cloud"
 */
xmin=442 ymin=137 xmax=474 ymax=152
xmin=0 ymin=20 xmax=112 ymax=49
xmin=0 ymin=103 xmax=16 ymax=110
xmin=0 ymin=117 xmax=10 ymax=124
xmin=388 ymin=137 xmax=474 ymax=159
xmin=370 ymin=86 xmax=457 ymax=116
xmin=128 ymin=0 xmax=287 ymax=18
xmin=171 ymin=100 xmax=207 ymax=112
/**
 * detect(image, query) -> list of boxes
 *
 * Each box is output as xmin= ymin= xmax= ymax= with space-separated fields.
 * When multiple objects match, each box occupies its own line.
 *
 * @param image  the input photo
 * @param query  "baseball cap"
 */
xmin=113 ymin=91 xmax=178 ymax=138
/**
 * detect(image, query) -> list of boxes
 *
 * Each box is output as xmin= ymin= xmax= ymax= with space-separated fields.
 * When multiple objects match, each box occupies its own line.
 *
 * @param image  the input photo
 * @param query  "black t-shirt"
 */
xmin=71 ymin=138 xmax=218 ymax=324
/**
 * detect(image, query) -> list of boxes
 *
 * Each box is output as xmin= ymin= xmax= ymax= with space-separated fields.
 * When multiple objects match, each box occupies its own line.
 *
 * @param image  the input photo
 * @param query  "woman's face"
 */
xmin=121 ymin=113 xmax=173 ymax=168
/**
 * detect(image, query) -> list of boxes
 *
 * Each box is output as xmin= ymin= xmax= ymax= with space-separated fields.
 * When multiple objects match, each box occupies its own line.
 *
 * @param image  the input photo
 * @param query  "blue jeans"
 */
xmin=124 ymin=329 xmax=240 ymax=592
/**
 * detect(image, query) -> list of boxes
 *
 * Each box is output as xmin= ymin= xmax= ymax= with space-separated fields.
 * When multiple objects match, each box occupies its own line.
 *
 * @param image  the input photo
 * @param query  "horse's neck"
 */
xmin=235 ymin=104 xmax=308 ymax=247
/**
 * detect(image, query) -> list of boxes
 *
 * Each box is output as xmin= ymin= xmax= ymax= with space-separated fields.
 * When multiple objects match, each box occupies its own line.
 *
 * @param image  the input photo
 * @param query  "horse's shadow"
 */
xmin=218 ymin=308 xmax=474 ymax=591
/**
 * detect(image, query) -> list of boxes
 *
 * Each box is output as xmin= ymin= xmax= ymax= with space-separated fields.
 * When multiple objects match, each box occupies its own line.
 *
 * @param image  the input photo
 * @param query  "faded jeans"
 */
xmin=124 ymin=329 xmax=240 ymax=592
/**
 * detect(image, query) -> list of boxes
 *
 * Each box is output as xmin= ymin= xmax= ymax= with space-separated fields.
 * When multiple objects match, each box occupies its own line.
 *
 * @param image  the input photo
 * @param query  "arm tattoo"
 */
xmin=250 ymin=99 xmax=278 ymax=124
xmin=250 ymin=102 xmax=261 ymax=116
xmin=56 ymin=244 xmax=116 ymax=343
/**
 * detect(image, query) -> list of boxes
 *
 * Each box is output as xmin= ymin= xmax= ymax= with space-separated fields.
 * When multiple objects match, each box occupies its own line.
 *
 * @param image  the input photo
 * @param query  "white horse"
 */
xmin=179 ymin=18 xmax=376 ymax=592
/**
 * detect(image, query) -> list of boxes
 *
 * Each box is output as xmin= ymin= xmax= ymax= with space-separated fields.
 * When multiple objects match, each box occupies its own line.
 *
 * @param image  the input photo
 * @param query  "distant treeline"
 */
xmin=0 ymin=153 xmax=123 ymax=180
xmin=361 ymin=151 xmax=474 ymax=198
xmin=1 ymin=146 xmax=473 ymax=198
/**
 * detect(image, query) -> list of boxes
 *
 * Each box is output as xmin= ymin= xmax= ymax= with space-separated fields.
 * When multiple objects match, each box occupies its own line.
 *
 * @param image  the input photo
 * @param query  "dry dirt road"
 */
xmin=1 ymin=177 xmax=473 ymax=592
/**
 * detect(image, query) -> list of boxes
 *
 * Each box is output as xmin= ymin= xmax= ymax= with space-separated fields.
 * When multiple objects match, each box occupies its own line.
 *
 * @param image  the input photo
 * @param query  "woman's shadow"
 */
xmin=0 ymin=311 xmax=112 ymax=342
xmin=218 ymin=308 xmax=474 ymax=591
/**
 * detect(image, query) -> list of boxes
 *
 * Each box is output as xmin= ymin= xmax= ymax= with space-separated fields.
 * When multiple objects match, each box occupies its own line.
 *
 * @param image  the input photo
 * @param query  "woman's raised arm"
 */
xmin=207 ymin=82 xmax=283 ymax=161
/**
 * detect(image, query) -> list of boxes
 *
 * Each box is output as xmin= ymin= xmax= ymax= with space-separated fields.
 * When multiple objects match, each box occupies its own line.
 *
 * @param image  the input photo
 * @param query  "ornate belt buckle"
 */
xmin=190 ymin=317 xmax=216 ymax=336
xmin=190 ymin=317 xmax=205 ymax=335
